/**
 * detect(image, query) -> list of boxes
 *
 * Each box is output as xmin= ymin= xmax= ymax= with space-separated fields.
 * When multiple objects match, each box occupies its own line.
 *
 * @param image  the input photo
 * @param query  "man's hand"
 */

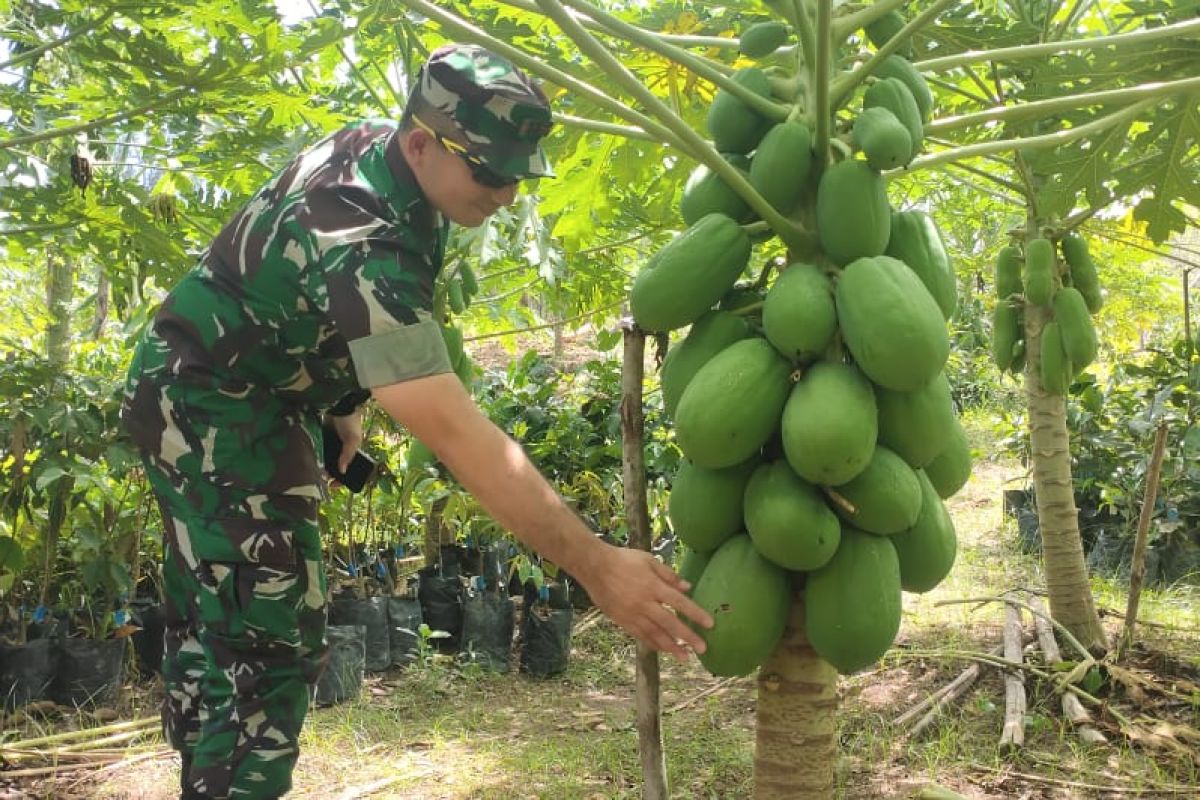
xmin=578 ymin=543 xmax=713 ymax=662
xmin=328 ymin=410 xmax=364 ymax=473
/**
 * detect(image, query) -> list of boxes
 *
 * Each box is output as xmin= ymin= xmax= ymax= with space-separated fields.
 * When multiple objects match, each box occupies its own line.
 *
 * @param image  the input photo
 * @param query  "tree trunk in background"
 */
xmin=1023 ymin=271 xmax=1108 ymax=653
xmin=45 ymin=250 xmax=74 ymax=368
xmin=41 ymin=249 xmax=76 ymax=606
xmin=90 ymin=262 xmax=109 ymax=340
xmin=619 ymin=322 xmax=669 ymax=800
xmin=754 ymin=593 xmax=838 ymax=799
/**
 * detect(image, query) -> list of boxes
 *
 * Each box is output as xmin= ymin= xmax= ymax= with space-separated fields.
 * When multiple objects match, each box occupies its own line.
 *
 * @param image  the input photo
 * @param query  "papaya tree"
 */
xmin=396 ymin=0 xmax=1199 ymax=796
xmin=910 ymin=0 xmax=1200 ymax=652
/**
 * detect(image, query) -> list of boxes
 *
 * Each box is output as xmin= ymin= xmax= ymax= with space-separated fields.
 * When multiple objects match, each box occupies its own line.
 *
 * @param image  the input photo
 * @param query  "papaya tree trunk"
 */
xmin=754 ymin=593 xmax=838 ymax=799
xmin=1023 ymin=291 xmax=1108 ymax=653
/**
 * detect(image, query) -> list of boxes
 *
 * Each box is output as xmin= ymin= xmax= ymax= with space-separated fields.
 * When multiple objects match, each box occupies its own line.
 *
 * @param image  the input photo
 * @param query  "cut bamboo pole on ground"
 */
xmin=894 ymin=645 xmax=1002 ymax=736
xmin=1000 ymin=593 xmax=1027 ymax=753
xmin=620 ymin=320 xmax=669 ymax=800
xmin=0 ymin=715 xmax=158 ymax=752
xmin=1028 ymin=594 xmax=1107 ymax=745
xmin=1118 ymin=421 xmax=1169 ymax=662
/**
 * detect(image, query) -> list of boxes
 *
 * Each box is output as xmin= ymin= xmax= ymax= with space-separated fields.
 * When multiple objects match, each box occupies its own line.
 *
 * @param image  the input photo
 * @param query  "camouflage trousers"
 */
xmin=143 ymin=458 xmax=329 ymax=799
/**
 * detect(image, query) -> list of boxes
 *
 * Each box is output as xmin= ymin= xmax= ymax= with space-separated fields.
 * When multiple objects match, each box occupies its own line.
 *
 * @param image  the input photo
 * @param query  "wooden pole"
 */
xmin=999 ymin=594 xmax=1026 ymax=752
xmin=620 ymin=319 xmax=669 ymax=800
xmin=1117 ymin=422 xmax=1169 ymax=661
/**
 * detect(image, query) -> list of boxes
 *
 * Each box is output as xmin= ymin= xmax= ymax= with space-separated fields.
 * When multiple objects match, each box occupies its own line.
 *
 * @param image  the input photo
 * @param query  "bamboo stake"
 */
xmin=999 ymin=594 xmax=1027 ymax=752
xmin=619 ymin=320 xmax=668 ymax=800
xmin=1028 ymin=595 xmax=1107 ymax=745
xmin=1118 ymin=422 xmax=1170 ymax=661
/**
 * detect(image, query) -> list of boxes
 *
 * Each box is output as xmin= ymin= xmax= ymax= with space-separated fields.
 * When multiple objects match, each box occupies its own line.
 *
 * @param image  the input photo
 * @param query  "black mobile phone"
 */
xmin=321 ymin=424 xmax=377 ymax=493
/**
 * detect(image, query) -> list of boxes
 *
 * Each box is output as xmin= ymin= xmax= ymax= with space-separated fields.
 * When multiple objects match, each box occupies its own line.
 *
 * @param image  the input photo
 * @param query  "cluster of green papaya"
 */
xmin=632 ymin=11 xmax=969 ymax=678
xmin=991 ymin=233 xmax=1102 ymax=393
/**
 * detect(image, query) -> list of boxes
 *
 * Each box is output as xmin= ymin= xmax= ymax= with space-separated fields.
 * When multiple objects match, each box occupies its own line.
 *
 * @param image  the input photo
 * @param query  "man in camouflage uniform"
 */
xmin=123 ymin=44 xmax=711 ymax=799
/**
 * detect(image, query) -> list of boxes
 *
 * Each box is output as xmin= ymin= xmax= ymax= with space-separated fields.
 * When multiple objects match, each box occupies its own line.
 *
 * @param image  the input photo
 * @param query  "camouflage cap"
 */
xmin=406 ymin=44 xmax=554 ymax=180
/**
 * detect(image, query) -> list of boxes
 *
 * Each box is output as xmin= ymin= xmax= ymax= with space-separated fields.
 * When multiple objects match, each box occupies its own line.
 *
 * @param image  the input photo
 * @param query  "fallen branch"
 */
xmin=665 ymin=676 xmax=740 ymax=716
xmin=894 ymin=645 xmax=1002 ymax=735
xmin=0 ymin=715 xmax=158 ymax=751
xmin=335 ymin=775 xmax=408 ymax=799
xmin=999 ymin=594 xmax=1027 ymax=753
xmin=52 ymin=727 xmax=160 ymax=754
xmin=898 ymin=648 xmax=1133 ymax=728
xmin=914 ymin=786 xmax=970 ymax=800
xmin=0 ymin=762 xmax=92 ymax=779
xmin=1029 ymin=594 xmax=1108 ymax=745
xmin=65 ymin=748 xmax=175 ymax=788
xmin=572 ymin=607 xmax=605 ymax=636
xmin=1097 ymin=606 xmax=1200 ymax=633
xmin=968 ymin=762 xmax=1200 ymax=794
xmin=935 ymin=594 xmax=1094 ymax=663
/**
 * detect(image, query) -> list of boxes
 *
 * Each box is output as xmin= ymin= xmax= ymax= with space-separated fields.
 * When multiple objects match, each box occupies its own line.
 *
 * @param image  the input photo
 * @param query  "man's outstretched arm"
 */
xmin=372 ymin=372 xmax=713 ymax=661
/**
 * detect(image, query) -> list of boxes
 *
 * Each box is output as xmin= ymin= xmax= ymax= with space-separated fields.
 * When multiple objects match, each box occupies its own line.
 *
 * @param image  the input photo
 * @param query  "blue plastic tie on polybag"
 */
xmin=32 ymin=605 xmax=47 ymax=623
xmin=473 ymin=575 xmax=487 ymax=592
xmin=394 ymin=544 xmax=405 ymax=557
xmin=113 ymin=609 xmax=129 ymax=626
xmin=346 ymin=563 xmax=357 ymax=577
xmin=538 ymin=585 xmax=549 ymax=603
xmin=376 ymin=562 xmax=388 ymax=579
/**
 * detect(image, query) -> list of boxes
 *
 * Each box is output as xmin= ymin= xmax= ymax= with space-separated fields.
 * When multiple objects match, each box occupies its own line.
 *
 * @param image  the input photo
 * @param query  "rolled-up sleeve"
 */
xmin=348 ymin=318 xmax=452 ymax=387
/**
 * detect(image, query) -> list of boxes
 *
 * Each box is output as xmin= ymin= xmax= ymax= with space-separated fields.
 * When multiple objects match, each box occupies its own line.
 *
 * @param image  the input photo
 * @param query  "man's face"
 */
xmin=402 ymin=128 xmax=520 ymax=228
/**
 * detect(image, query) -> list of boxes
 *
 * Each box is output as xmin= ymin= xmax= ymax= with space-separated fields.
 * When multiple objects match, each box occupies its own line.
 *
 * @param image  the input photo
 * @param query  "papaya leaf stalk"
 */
xmin=813 ymin=0 xmax=831 ymax=169
xmin=0 ymin=89 xmax=190 ymax=151
xmin=829 ymin=0 xmax=957 ymax=111
xmin=904 ymin=98 xmax=1157 ymax=174
xmin=926 ymin=75 xmax=1200 ymax=136
xmin=553 ymin=112 xmax=656 ymax=141
xmin=493 ymin=0 xmax=738 ymax=51
xmin=828 ymin=0 xmax=908 ymax=42
xmin=0 ymin=8 xmax=118 ymax=72
xmin=915 ymin=17 xmax=1200 ymax=72
xmin=556 ymin=0 xmax=790 ymax=123
xmin=533 ymin=0 xmax=814 ymax=252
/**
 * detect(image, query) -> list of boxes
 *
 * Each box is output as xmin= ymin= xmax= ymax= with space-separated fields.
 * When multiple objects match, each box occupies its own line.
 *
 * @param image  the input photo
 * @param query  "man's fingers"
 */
xmin=651 ymin=556 xmax=687 ymax=589
xmin=338 ymin=444 xmax=355 ymax=473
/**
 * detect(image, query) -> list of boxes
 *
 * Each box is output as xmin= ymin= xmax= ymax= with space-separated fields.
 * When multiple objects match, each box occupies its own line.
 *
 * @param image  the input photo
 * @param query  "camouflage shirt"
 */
xmin=123 ymin=120 xmax=453 ymax=496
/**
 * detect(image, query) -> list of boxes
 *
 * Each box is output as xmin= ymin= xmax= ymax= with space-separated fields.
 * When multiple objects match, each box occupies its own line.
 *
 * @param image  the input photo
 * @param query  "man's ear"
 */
xmin=400 ymin=128 xmax=435 ymax=163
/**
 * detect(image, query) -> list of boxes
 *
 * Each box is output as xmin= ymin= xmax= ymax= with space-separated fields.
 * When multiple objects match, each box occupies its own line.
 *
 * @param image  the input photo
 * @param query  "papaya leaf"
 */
xmin=0 ymin=536 xmax=23 ymax=574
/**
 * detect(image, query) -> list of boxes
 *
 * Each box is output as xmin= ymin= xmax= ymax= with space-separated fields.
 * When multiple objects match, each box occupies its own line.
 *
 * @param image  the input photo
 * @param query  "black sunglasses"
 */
xmin=413 ymin=117 xmax=519 ymax=190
